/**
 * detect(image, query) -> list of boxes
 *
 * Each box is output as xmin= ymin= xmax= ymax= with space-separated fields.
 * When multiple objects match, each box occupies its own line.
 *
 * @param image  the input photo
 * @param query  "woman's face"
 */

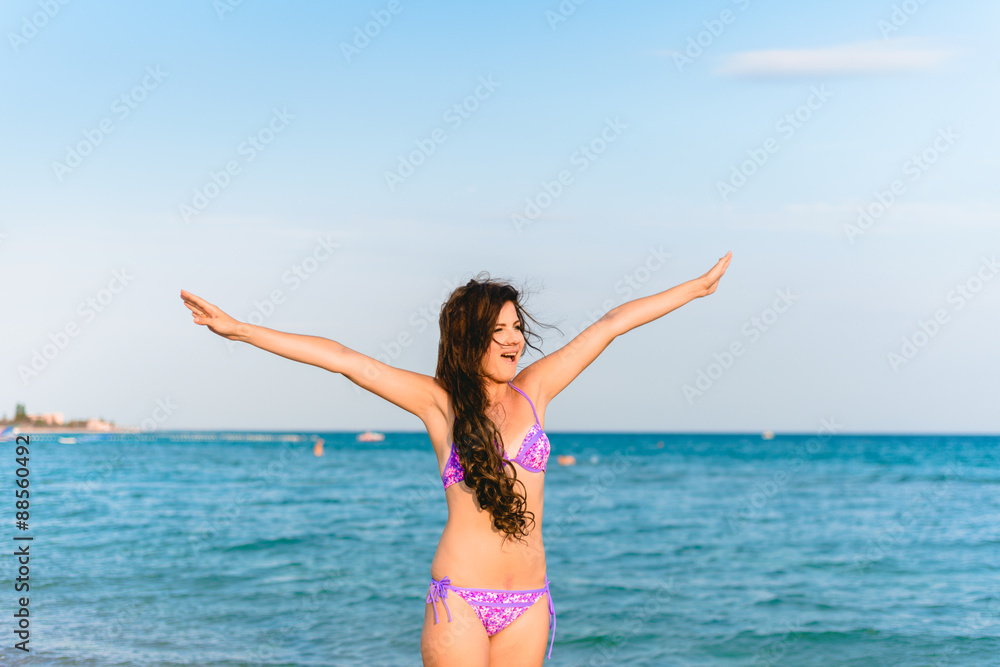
xmin=482 ymin=301 xmax=524 ymax=380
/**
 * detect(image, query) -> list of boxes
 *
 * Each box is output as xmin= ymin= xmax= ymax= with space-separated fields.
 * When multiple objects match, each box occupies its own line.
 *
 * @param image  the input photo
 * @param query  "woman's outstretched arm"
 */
xmin=605 ymin=251 xmax=732 ymax=336
xmin=519 ymin=252 xmax=732 ymax=404
xmin=180 ymin=290 xmax=444 ymax=422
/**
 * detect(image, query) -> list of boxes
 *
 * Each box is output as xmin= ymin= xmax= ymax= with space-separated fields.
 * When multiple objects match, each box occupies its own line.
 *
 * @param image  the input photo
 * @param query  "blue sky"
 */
xmin=1 ymin=0 xmax=998 ymax=433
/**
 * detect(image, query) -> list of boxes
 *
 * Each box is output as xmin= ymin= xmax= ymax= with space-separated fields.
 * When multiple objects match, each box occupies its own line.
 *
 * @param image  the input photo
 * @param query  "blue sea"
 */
xmin=0 ymin=432 xmax=997 ymax=666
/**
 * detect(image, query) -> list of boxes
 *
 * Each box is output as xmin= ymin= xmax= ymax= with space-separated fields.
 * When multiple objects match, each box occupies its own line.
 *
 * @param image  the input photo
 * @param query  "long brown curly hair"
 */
xmin=435 ymin=272 xmax=558 ymax=543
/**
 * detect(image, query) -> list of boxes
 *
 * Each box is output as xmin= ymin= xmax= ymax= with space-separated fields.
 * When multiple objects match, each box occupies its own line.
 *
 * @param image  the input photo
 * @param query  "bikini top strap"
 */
xmin=507 ymin=381 xmax=539 ymax=426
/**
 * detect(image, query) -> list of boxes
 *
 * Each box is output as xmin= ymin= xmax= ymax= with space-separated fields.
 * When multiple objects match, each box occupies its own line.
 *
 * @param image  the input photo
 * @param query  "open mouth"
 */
xmin=501 ymin=352 xmax=517 ymax=364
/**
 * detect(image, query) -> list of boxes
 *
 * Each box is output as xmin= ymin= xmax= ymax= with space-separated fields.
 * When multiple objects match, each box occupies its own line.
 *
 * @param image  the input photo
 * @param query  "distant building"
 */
xmin=85 ymin=418 xmax=113 ymax=432
xmin=27 ymin=412 xmax=65 ymax=426
xmin=2 ymin=404 xmax=118 ymax=431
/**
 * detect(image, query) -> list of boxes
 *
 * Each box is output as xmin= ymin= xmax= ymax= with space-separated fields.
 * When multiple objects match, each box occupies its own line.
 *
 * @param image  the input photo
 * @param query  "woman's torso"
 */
xmin=424 ymin=374 xmax=549 ymax=588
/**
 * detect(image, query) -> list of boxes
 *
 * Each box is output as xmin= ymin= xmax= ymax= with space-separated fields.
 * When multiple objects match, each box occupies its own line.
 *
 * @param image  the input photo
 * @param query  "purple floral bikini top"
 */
xmin=442 ymin=381 xmax=551 ymax=489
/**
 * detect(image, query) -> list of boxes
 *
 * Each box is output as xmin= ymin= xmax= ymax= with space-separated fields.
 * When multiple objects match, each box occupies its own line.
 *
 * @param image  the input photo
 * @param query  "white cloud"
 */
xmin=714 ymin=39 xmax=957 ymax=78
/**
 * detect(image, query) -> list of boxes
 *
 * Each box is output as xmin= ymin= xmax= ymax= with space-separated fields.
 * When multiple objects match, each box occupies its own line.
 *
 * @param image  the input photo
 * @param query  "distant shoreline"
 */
xmin=2 ymin=425 xmax=139 ymax=434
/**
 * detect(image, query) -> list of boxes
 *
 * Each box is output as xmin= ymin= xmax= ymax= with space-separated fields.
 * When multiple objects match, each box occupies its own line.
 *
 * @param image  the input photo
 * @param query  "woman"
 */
xmin=180 ymin=251 xmax=731 ymax=665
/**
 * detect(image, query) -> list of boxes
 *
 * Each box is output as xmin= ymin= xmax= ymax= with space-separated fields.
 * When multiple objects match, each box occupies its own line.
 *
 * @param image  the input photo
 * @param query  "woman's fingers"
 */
xmin=705 ymin=253 xmax=730 ymax=279
xmin=180 ymin=290 xmax=221 ymax=326
xmin=181 ymin=300 xmax=202 ymax=316
xmin=180 ymin=290 xmax=208 ymax=310
xmin=180 ymin=290 xmax=216 ymax=317
xmin=723 ymin=253 xmax=733 ymax=274
xmin=701 ymin=252 xmax=732 ymax=295
xmin=180 ymin=290 xmax=241 ymax=338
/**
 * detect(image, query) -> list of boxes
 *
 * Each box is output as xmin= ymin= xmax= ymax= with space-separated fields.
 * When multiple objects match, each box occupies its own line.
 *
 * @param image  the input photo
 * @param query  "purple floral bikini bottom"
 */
xmin=425 ymin=575 xmax=557 ymax=660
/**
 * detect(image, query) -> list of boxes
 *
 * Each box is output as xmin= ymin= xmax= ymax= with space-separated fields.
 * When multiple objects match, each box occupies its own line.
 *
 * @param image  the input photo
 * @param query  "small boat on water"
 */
xmin=356 ymin=431 xmax=385 ymax=442
xmin=761 ymin=430 xmax=775 ymax=440
xmin=59 ymin=436 xmax=78 ymax=444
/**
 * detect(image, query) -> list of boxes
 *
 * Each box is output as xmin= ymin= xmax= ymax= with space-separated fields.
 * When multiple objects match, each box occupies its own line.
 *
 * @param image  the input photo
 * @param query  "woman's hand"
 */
xmin=180 ymin=290 xmax=245 ymax=340
xmin=695 ymin=251 xmax=732 ymax=297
